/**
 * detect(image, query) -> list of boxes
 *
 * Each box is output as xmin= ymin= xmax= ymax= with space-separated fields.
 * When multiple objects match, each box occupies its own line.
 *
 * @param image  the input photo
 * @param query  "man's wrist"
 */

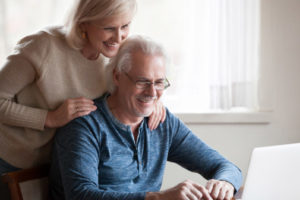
xmin=145 ymin=192 xmax=160 ymax=200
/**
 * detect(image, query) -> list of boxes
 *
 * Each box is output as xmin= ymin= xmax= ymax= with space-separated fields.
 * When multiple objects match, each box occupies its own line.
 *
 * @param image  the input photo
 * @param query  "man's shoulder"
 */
xmin=93 ymin=93 xmax=107 ymax=108
xmin=55 ymin=111 xmax=103 ymax=145
xmin=60 ymin=94 xmax=108 ymax=130
xmin=163 ymin=107 xmax=181 ymax=124
xmin=159 ymin=107 xmax=191 ymax=135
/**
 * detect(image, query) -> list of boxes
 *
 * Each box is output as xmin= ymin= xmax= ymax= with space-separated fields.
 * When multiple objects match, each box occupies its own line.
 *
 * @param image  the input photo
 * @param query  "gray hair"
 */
xmin=106 ymin=35 xmax=169 ymax=93
xmin=64 ymin=0 xmax=137 ymax=50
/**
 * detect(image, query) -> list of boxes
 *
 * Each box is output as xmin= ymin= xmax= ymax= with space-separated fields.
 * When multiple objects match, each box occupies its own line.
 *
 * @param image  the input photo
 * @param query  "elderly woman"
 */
xmin=0 ymin=0 xmax=165 ymax=183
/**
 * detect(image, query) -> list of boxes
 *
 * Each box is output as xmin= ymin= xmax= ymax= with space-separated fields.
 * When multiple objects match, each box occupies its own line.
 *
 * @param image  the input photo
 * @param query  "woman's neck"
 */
xmin=80 ymin=44 xmax=99 ymax=60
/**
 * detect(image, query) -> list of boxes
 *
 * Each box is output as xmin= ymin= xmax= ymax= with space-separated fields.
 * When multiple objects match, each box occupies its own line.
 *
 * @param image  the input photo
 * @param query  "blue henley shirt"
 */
xmin=49 ymin=93 xmax=242 ymax=200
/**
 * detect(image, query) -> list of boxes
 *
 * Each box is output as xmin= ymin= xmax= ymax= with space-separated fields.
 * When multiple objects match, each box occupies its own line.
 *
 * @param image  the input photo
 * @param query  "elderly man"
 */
xmin=49 ymin=36 xmax=242 ymax=200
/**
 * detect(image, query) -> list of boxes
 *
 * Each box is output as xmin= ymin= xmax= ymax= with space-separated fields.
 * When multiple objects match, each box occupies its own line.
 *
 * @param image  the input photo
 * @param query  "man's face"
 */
xmin=115 ymin=51 xmax=166 ymax=119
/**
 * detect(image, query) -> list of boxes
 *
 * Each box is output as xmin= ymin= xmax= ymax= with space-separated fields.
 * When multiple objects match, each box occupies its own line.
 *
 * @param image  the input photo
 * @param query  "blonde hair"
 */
xmin=106 ymin=35 xmax=169 ymax=93
xmin=64 ymin=0 xmax=137 ymax=50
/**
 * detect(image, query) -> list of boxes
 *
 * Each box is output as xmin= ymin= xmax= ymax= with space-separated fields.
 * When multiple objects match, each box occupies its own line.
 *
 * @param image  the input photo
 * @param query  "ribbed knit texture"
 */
xmin=0 ymin=26 xmax=108 ymax=168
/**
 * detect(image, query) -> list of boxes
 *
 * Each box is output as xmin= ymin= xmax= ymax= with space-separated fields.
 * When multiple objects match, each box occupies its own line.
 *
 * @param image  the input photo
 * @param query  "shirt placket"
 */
xmin=131 ymin=125 xmax=144 ymax=176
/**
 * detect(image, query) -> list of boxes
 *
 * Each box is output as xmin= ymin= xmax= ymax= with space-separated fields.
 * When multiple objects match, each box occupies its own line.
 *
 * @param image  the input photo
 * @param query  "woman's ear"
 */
xmin=79 ymin=22 xmax=87 ymax=32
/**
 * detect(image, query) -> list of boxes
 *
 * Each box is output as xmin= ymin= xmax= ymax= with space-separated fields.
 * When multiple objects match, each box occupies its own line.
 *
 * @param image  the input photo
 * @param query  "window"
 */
xmin=132 ymin=0 xmax=260 ymax=113
xmin=0 ymin=0 xmax=260 ymax=114
xmin=0 ymin=0 xmax=72 ymax=63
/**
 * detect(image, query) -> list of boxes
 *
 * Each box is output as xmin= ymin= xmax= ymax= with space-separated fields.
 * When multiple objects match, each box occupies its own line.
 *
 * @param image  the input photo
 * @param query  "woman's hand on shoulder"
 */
xmin=45 ymin=97 xmax=97 ymax=128
xmin=148 ymin=100 xmax=166 ymax=131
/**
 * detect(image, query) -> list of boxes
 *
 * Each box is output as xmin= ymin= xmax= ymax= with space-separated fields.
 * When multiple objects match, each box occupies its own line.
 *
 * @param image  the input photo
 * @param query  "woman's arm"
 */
xmin=0 ymin=33 xmax=97 ymax=130
xmin=0 ymin=55 xmax=48 ymax=130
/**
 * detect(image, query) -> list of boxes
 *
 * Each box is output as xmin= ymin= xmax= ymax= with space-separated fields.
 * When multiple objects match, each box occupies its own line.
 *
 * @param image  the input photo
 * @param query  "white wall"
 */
xmin=162 ymin=0 xmax=300 ymax=189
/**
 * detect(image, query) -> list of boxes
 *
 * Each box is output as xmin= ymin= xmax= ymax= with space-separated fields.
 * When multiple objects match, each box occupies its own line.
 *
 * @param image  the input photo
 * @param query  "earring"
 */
xmin=81 ymin=32 xmax=86 ymax=39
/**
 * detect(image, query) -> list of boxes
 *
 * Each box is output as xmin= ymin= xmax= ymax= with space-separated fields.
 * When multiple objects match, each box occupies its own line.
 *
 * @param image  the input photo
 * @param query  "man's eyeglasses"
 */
xmin=124 ymin=72 xmax=170 ymax=91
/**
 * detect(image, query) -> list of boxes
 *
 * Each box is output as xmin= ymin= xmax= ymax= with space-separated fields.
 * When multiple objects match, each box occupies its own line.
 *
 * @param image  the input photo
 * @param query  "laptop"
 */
xmin=238 ymin=143 xmax=300 ymax=200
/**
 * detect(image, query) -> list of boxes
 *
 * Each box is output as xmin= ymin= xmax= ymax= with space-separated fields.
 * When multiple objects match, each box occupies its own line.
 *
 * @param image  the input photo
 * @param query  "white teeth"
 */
xmin=106 ymin=42 xmax=117 ymax=47
xmin=137 ymin=96 xmax=157 ymax=103
xmin=140 ymin=99 xmax=153 ymax=103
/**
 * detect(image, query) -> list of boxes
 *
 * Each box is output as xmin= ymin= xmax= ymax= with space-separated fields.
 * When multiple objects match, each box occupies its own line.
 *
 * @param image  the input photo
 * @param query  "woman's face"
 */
xmin=82 ymin=13 xmax=133 ymax=58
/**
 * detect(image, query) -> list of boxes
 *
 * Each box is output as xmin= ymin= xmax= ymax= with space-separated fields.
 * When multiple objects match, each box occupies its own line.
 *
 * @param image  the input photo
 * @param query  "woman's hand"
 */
xmin=45 ymin=97 xmax=97 ymax=128
xmin=148 ymin=100 xmax=166 ymax=131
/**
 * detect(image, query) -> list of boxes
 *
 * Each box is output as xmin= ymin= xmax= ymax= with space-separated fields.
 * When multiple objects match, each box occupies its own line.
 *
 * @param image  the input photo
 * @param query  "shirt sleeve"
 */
xmin=166 ymin=109 xmax=243 ymax=192
xmin=0 ymin=34 xmax=49 ymax=130
xmin=53 ymin=117 xmax=146 ymax=200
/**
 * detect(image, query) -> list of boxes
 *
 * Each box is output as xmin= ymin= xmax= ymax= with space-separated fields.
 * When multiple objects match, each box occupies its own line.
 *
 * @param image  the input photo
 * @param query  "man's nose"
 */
xmin=145 ymin=83 xmax=157 ymax=97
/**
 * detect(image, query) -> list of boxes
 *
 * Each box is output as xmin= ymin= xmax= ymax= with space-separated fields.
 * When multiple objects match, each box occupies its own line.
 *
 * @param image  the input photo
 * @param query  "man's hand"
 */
xmin=146 ymin=179 xmax=213 ymax=200
xmin=206 ymin=179 xmax=234 ymax=200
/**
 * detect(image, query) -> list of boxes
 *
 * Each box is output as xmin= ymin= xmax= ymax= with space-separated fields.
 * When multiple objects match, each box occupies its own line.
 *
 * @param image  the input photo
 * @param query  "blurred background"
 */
xmin=0 ymin=0 xmax=300 ymax=188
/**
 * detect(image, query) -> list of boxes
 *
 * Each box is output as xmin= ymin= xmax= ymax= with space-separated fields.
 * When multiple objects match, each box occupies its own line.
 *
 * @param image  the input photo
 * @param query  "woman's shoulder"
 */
xmin=14 ymin=26 xmax=66 ymax=51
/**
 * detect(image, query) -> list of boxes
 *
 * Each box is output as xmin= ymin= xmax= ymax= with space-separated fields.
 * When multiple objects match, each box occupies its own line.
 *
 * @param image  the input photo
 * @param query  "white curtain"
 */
xmin=208 ymin=0 xmax=260 ymax=111
xmin=158 ymin=0 xmax=260 ymax=112
xmin=0 ymin=0 xmax=72 ymax=64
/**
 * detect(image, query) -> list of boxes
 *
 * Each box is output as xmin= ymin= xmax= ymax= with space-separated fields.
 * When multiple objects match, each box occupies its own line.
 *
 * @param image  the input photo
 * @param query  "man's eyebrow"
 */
xmin=136 ymin=77 xmax=165 ymax=81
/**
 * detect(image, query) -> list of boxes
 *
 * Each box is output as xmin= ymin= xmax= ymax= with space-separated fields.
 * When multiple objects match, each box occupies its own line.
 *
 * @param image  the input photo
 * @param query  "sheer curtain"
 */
xmin=0 ymin=0 xmax=73 ymax=64
xmin=133 ymin=0 xmax=260 ymax=113
xmin=175 ymin=0 xmax=259 ymax=112
xmin=0 ymin=0 xmax=260 ymax=113
xmin=207 ymin=0 xmax=260 ymax=111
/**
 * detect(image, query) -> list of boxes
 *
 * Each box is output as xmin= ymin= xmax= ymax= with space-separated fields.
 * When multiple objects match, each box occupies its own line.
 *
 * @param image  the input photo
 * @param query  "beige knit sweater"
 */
xmin=0 ymin=27 xmax=108 ymax=168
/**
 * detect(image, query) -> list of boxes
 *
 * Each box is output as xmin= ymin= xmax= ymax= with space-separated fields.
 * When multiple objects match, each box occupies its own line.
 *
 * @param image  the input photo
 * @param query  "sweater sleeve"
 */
xmin=52 ymin=117 xmax=145 ymax=200
xmin=0 ymin=33 xmax=49 ymax=130
xmin=166 ymin=109 xmax=243 ymax=192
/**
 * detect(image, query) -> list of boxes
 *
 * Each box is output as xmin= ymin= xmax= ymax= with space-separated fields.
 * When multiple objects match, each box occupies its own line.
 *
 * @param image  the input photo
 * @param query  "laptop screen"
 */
xmin=241 ymin=143 xmax=300 ymax=200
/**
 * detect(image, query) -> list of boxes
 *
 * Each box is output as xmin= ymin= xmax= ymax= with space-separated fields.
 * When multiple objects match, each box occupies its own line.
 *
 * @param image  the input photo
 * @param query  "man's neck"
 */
xmin=106 ymin=94 xmax=143 ymax=139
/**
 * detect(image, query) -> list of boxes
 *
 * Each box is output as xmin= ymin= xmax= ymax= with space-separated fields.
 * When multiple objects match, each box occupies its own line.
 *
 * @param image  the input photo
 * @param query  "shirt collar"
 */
xmin=101 ymin=93 xmax=146 ymax=132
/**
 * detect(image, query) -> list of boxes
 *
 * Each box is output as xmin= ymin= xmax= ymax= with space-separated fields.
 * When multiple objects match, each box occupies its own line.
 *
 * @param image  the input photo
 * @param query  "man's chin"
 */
xmin=135 ymin=109 xmax=153 ymax=118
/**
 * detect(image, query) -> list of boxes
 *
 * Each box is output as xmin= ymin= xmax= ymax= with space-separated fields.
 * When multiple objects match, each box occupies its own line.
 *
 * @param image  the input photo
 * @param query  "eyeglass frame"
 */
xmin=123 ymin=71 xmax=170 ymax=91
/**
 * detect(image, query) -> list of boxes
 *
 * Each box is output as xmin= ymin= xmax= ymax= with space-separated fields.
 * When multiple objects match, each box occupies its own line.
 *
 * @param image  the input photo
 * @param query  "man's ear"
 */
xmin=113 ymin=69 xmax=120 ymax=87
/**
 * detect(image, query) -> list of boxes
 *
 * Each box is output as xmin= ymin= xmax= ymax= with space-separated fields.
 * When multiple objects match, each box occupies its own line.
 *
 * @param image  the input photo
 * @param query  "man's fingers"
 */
xmin=216 ymin=187 xmax=227 ymax=200
xmin=210 ymin=182 xmax=222 ymax=199
xmin=206 ymin=180 xmax=234 ymax=200
xmin=185 ymin=191 xmax=200 ymax=200
xmin=206 ymin=180 xmax=214 ymax=193
xmin=187 ymin=185 xmax=203 ymax=200
xmin=224 ymin=190 xmax=234 ymax=200
xmin=192 ymin=182 xmax=212 ymax=200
